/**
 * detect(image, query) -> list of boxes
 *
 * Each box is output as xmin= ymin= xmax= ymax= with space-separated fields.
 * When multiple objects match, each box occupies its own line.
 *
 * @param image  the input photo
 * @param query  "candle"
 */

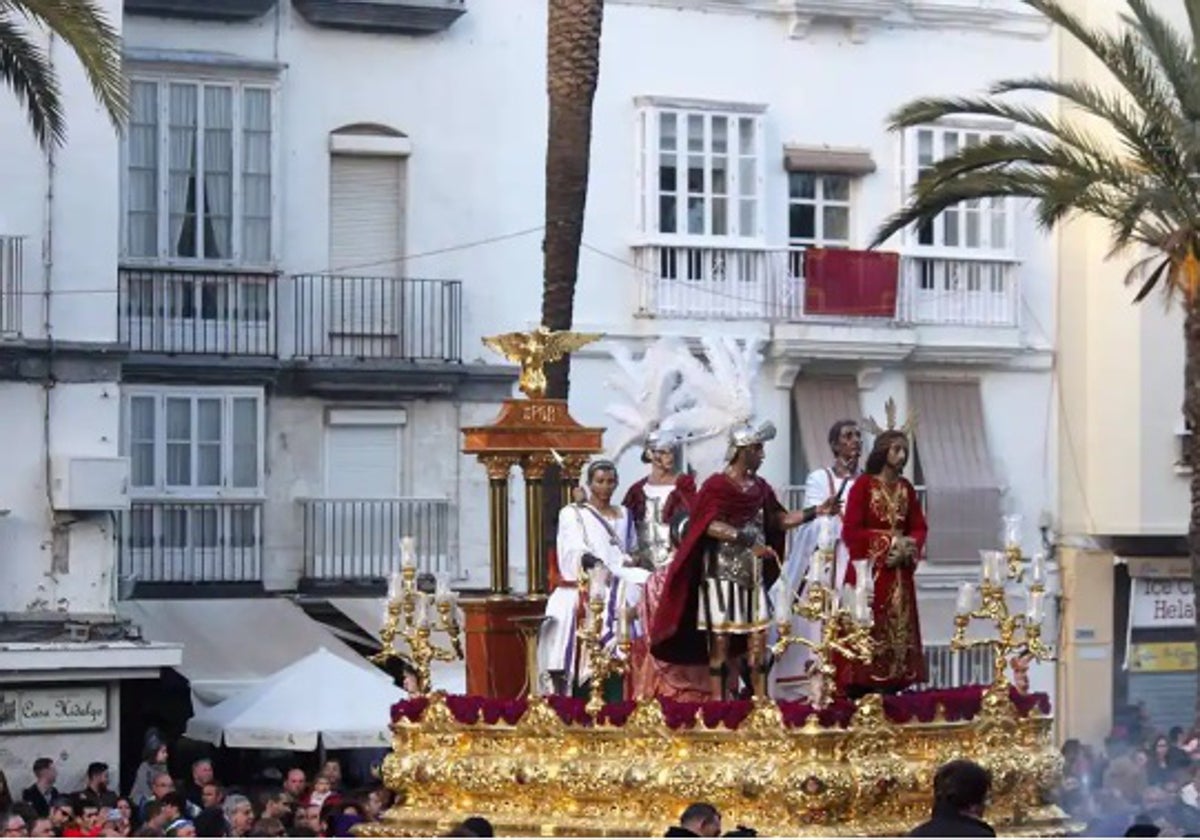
xmin=852 ymin=559 xmax=870 ymax=591
xmin=1002 ymin=514 xmax=1022 ymax=551
xmin=818 ymin=518 xmax=835 ymax=551
xmin=979 ymin=550 xmax=1003 ymax=585
xmin=401 ymin=536 xmax=417 ymax=571
xmin=1030 ymin=552 xmax=1047 ymax=587
xmin=854 ymin=590 xmax=873 ymax=625
xmin=387 ymin=571 xmax=403 ymax=601
xmin=807 ymin=554 xmax=825 ymax=584
xmin=413 ymin=593 xmax=430 ymax=628
xmin=1027 ymin=589 xmax=1045 ymax=623
xmin=589 ymin=570 xmax=607 ymax=601
xmin=617 ymin=588 xmax=631 ymax=641
xmin=434 ymin=573 xmax=451 ymax=603
xmin=956 ymin=582 xmax=976 ymax=615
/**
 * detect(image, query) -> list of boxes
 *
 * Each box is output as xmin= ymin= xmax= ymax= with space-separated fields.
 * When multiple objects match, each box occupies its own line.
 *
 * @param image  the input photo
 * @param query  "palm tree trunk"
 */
xmin=540 ymin=0 xmax=604 ymax=400
xmin=1187 ymin=298 xmax=1200 ymax=731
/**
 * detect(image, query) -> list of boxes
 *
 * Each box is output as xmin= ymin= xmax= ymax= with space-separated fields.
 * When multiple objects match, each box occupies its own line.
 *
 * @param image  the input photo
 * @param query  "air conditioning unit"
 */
xmin=51 ymin=457 xmax=131 ymax=512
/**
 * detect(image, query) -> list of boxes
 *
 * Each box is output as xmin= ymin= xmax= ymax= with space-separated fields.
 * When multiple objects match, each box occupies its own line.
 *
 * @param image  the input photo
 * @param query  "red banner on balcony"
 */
xmin=803 ymin=248 xmax=899 ymax=318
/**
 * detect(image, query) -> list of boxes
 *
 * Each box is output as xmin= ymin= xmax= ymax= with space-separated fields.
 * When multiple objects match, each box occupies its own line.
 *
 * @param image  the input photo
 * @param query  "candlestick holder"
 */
xmin=771 ymin=548 xmax=875 ymax=708
xmin=370 ymin=536 xmax=464 ymax=695
xmin=951 ymin=548 xmax=1053 ymax=692
xmin=574 ymin=568 xmax=630 ymax=717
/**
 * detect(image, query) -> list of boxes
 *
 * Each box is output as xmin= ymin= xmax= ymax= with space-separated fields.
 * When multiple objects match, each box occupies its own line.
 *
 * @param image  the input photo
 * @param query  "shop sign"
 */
xmin=0 ymin=686 xmax=107 ymax=732
xmin=1130 ymin=577 xmax=1195 ymax=628
xmin=1129 ymin=642 xmax=1197 ymax=673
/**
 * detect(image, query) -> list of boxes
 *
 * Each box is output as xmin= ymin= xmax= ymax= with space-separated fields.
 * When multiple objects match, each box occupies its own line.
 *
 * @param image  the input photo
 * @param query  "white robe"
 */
xmin=769 ymin=467 xmax=858 ymax=700
xmin=538 ymin=503 xmax=649 ymax=689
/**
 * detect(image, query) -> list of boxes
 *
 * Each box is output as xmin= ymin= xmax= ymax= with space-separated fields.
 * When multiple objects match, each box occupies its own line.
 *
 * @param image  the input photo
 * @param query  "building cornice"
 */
xmin=608 ymin=0 xmax=1052 ymax=41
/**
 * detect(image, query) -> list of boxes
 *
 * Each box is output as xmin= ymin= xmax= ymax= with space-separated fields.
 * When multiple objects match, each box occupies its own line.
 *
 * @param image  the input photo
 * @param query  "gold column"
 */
xmin=559 ymin=454 xmax=588 ymax=508
xmin=481 ymin=456 xmax=516 ymax=595
xmin=522 ymin=454 xmax=554 ymax=595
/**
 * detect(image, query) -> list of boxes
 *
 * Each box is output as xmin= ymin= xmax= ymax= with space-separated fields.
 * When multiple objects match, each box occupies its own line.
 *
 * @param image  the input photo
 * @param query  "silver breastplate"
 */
xmin=707 ymin=513 xmax=765 ymax=588
xmin=634 ymin=494 xmax=674 ymax=569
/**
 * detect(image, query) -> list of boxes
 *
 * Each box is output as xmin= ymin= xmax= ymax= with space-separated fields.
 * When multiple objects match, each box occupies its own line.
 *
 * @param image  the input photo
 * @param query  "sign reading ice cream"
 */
xmin=0 ymin=686 xmax=107 ymax=732
xmin=1130 ymin=578 xmax=1197 ymax=629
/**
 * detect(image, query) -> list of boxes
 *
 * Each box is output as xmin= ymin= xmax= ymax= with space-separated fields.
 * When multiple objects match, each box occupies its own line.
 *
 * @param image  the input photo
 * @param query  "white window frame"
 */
xmin=120 ymin=70 xmax=281 ymax=270
xmin=787 ymin=171 xmax=854 ymax=249
xmin=635 ymin=96 xmax=767 ymax=246
xmin=122 ymin=386 xmax=266 ymax=499
xmin=901 ymin=123 xmax=1016 ymax=260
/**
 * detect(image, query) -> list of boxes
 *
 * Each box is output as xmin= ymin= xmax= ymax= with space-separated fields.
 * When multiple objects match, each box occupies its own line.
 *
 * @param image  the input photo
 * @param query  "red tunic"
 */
xmin=621 ymin=473 xmax=697 ymax=525
xmin=649 ymin=473 xmax=786 ymax=665
xmin=837 ymin=474 xmax=928 ymax=693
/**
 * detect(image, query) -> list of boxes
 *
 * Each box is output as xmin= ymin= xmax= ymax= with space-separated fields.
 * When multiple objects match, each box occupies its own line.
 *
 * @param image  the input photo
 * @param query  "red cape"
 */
xmin=648 ymin=473 xmax=786 ymax=665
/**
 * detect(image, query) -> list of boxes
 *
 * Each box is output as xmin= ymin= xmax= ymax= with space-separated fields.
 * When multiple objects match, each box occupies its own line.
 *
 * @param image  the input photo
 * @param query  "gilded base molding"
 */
xmin=365 ymin=690 xmax=1078 ymax=837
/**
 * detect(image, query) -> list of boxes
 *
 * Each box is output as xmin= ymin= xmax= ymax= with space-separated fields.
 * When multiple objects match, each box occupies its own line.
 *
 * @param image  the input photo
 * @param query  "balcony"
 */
xmin=633 ymin=245 xmax=1019 ymax=329
xmin=0 ymin=235 xmax=21 ymax=337
xmin=292 ymin=275 xmax=462 ymax=362
xmin=118 ymin=500 xmax=263 ymax=584
xmin=291 ymin=0 xmax=466 ymax=35
xmin=299 ymin=497 xmax=456 ymax=583
xmin=119 ymin=267 xmax=277 ymax=356
xmin=124 ymin=0 xmax=276 ymax=21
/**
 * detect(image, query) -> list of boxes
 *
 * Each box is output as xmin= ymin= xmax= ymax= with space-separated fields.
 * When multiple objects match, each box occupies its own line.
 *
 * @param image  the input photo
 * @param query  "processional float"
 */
xmin=364 ymin=327 xmax=1077 ymax=838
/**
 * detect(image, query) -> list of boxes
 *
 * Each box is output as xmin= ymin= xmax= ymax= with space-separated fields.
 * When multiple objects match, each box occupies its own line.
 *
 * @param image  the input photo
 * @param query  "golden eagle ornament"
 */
xmin=482 ymin=326 xmax=603 ymax=399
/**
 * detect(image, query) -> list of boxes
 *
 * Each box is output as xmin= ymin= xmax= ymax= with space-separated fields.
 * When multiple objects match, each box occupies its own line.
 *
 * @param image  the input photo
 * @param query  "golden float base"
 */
xmin=366 ymin=690 xmax=1076 ymax=838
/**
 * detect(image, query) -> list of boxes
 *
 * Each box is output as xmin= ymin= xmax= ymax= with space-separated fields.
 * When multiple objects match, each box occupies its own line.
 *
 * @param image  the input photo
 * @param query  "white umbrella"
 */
xmin=185 ymin=647 xmax=400 ymax=751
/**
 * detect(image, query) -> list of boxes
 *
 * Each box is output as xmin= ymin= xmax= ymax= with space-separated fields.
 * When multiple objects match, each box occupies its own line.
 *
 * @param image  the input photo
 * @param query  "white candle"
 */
xmin=387 ymin=571 xmax=403 ymax=601
xmin=1027 ymin=589 xmax=1045 ymax=623
xmin=852 ymin=559 xmax=870 ymax=591
xmin=1030 ymin=552 xmax=1047 ymax=587
xmin=980 ymin=551 xmax=1003 ymax=586
xmin=435 ymin=573 xmax=451 ymax=603
xmin=401 ymin=536 xmax=417 ymax=571
xmin=854 ymin=590 xmax=873 ymax=625
xmin=807 ymin=553 xmax=825 ymax=584
xmin=1002 ymin=514 xmax=1022 ymax=551
xmin=589 ymin=570 xmax=607 ymax=601
xmin=618 ymin=590 xmax=631 ymax=641
xmin=818 ymin=518 xmax=835 ymax=551
xmin=413 ymin=593 xmax=430 ymax=628
xmin=956 ymin=582 xmax=976 ymax=615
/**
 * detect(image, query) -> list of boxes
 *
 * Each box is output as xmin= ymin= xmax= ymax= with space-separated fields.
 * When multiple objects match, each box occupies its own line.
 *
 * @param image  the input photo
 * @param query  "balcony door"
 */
xmin=317 ymin=420 xmax=403 ymax=579
xmin=327 ymin=154 xmax=406 ymax=357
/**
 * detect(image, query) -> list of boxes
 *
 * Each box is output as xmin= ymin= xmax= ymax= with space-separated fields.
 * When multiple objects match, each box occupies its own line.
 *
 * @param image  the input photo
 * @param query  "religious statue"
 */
xmin=836 ymin=404 xmax=928 ymax=697
xmin=482 ymin=326 xmax=604 ymax=400
xmin=538 ymin=459 xmax=649 ymax=697
xmin=771 ymin=418 xmax=862 ymax=700
xmin=648 ymin=337 xmax=811 ymax=699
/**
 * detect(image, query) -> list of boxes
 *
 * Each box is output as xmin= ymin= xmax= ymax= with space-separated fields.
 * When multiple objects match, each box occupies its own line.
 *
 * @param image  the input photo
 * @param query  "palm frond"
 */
xmin=4 ymin=0 xmax=128 ymax=146
xmin=0 ymin=10 xmax=63 ymax=146
xmin=1123 ymin=0 xmax=1200 ymax=120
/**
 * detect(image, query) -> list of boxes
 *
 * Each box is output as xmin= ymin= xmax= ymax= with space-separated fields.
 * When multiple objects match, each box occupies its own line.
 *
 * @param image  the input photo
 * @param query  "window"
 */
xmin=124 ymin=78 xmax=274 ymax=266
xmin=905 ymin=126 xmax=1012 ymax=254
xmin=638 ymin=102 xmax=764 ymax=240
xmin=788 ymin=172 xmax=851 ymax=248
xmin=123 ymin=388 xmax=264 ymax=495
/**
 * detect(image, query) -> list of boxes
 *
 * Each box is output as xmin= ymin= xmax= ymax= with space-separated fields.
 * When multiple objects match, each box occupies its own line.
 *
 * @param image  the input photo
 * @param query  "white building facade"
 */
xmin=0 ymin=0 xmax=180 ymax=795
xmin=15 ymin=0 xmax=1064 ymax=729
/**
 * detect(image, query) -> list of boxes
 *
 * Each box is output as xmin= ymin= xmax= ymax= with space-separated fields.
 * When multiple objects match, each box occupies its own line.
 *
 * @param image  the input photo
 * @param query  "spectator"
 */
xmin=909 ymin=759 xmax=995 ymax=837
xmin=181 ymin=761 xmax=213 ymax=814
xmin=130 ymin=738 xmax=169 ymax=808
xmin=1150 ymin=737 xmax=1178 ymax=786
xmin=80 ymin=764 xmax=118 ymax=809
xmin=20 ymin=759 xmax=58 ymax=818
xmin=49 ymin=799 xmax=75 ymax=834
xmin=164 ymin=820 xmax=194 ymax=838
xmin=200 ymin=784 xmax=223 ymax=811
xmin=319 ymin=761 xmax=342 ymax=793
xmin=0 ymin=771 xmax=12 ymax=813
xmin=63 ymin=802 xmax=104 ymax=838
xmin=2 ymin=813 xmax=26 ymax=837
xmin=223 ymin=796 xmax=253 ymax=838
xmin=281 ymin=769 xmax=306 ymax=802
xmin=141 ymin=803 xmax=169 ymax=836
xmin=459 ymin=817 xmax=494 ymax=837
xmin=665 ymin=803 xmax=722 ymax=837
xmin=248 ymin=817 xmax=284 ymax=838
xmin=1169 ymin=728 xmax=1194 ymax=768
xmin=99 ymin=806 xmax=129 ymax=838
xmin=1106 ymin=746 xmax=1150 ymax=804
xmin=191 ymin=808 xmax=226 ymax=838
xmin=305 ymin=777 xmax=332 ymax=810
xmin=28 ymin=817 xmax=53 ymax=838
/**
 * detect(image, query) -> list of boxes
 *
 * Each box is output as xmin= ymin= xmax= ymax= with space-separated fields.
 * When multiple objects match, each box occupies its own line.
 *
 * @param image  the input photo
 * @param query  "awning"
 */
xmin=792 ymin=376 xmax=861 ymax=480
xmin=117 ymin=599 xmax=367 ymax=706
xmin=908 ymin=380 xmax=1002 ymax=560
xmin=783 ymin=144 xmax=876 ymax=176
xmin=1120 ymin=556 xmax=1190 ymax=579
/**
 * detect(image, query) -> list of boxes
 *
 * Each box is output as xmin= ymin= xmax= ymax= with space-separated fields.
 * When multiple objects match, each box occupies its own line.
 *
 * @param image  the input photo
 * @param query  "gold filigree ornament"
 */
xmin=862 ymin=396 xmax=918 ymax=440
xmin=482 ymin=325 xmax=604 ymax=400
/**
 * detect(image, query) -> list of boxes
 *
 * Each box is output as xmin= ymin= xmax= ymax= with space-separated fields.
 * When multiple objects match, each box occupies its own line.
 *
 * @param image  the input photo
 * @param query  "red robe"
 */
xmin=837 ymin=474 xmax=928 ymax=693
xmin=621 ymin=473 xmax=697 ymax=526
xmin=649 ymin=473 xmax=786 ymax=665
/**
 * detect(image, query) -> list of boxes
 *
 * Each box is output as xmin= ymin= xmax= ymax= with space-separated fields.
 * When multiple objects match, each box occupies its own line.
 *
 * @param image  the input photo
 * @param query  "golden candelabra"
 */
xmin=574 ymin=567 xmax=631 ymax=717
xmin=951 ymin=515 xmax=1054 ymax=691
xmin=371 ymin=536 xmax=464 ymax=695
xmin=772 ymin=533 xmax=875 ymax=708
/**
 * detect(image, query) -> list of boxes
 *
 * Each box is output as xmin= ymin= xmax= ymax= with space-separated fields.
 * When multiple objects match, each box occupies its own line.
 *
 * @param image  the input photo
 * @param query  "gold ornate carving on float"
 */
xmin=363 ymin=689 xmax=1072 ymax=838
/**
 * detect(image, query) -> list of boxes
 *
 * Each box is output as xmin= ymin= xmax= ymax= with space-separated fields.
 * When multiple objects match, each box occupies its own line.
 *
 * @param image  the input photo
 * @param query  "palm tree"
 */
xmin=1 ymin=0 xmax=128 ymax=149
xmin=871 ymin=0 xmax=1200 ymax=724
xmin=540 ymin=0 xmax=605 ymax=400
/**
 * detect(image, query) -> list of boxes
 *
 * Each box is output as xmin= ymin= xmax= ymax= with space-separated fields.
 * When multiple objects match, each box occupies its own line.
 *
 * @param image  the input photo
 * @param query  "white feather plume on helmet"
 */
xmin=659 ymin=336 xmax=774 ymax=481
xmin=603 ymin=337 xmax=688 ymax=462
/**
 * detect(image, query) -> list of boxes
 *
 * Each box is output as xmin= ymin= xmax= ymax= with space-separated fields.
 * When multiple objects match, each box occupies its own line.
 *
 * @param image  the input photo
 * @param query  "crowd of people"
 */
xmin=0 ymin=737 xmax=396 ymax=838
xmin=1059 ymin=714 xmax=1200 ymax=837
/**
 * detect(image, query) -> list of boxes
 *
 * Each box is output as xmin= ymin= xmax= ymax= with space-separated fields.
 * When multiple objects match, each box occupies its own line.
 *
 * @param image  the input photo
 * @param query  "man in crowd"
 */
xmin=76 ymin=764 xmax=117 ymax=809
xmin=20 ymin=760 xmax=57 ymax=818
xmin=664 ymin=802 xmax=722 ymax=837
xmin=910 ymin=759 xmax=995 ymax=837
